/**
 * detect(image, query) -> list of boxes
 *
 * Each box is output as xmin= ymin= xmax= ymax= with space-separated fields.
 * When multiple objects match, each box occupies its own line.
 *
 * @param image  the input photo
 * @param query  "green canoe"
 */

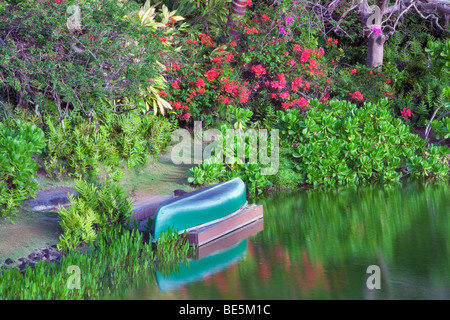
xmin=152 ymin=177 xmax=247 ymax=240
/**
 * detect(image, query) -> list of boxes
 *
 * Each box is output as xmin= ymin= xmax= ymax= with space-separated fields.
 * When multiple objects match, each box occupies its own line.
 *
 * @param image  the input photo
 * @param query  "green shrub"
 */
xmin=0 ymin=0 xmax=160 ymax=120
xmin=0 ymin=119 xmax=46 ymax=219
xmin=42 ymin=108 xmax=176 ymax=178
xmin=278 ymin=98 xmax=449 ymax=186
xmin=57 ymin=177 xmax=133 ymax=252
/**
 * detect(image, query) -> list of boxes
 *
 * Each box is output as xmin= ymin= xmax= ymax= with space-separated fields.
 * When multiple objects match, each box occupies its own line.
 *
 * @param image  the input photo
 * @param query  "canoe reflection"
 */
xmin=156 ymin=219 xmax=263 ymax=292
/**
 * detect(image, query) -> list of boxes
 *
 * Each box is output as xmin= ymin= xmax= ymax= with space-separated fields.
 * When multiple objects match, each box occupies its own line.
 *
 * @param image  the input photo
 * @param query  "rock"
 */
xmin=43 ymin=248 xmax=50 ymax=259
xmin=19 ymin=262 xmax=35 ymax=271
xmin=173 ymin=189 xmax=188 ymax=197
xmin=4 ymin=258 xmax=14 ymax=265
xmin=129 ymin=195 xmax=174 ymax=223
xmin=28 ymin=252 xmax=43 ymax=262
xmin=25 ymin=187 xmax=77 ymax=212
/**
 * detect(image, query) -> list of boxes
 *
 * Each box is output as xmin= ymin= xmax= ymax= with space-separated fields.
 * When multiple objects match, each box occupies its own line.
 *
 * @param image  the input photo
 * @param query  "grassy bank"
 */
xmin=0 ymin=146 xmax=195 ymax=265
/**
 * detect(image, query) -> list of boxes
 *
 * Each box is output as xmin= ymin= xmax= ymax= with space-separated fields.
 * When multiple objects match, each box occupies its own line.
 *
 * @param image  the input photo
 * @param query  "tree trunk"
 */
xmin=226 ymin=0 xmax=248 ymax=38
xmin=366 ymin=33 xmax=386 ymax=68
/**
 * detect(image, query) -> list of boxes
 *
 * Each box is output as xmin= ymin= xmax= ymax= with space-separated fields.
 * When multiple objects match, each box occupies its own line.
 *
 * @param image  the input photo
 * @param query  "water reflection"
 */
xmin=105 ymin=181 xmax=450 ymax=299
xmin=156 ymin=219 xmax=264 ymax=292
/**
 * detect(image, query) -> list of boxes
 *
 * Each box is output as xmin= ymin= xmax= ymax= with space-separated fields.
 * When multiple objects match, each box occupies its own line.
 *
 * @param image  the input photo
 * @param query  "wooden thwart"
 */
xmin=184 ymin=204 xmax=263 ymax=247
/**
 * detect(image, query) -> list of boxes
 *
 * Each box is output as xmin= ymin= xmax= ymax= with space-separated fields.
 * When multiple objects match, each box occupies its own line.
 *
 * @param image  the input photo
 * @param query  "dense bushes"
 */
xmin=0 ymin=119 xmax=46 ymax=218
xmin=278 ymin=98 xmax=449 ymax=186
xmin=0 ymin=0 xmax=160 ymax=123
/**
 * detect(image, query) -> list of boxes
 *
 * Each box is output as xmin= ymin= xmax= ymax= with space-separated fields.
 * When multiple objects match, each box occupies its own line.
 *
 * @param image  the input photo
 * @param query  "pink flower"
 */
xmin=400 ymin=108 xmax=411 ymax=118
xmin=181 ymin=113 xmax=191 ymax=119
xmin=373 ymin=26 xmax=382 ymax=34
xmin=280 ymin=92 xmax=289 ymax=99
xmin=350 ymin=68 xmax=357 ymax=74
xmin=287 ymin=60 xmax=295 ymax=67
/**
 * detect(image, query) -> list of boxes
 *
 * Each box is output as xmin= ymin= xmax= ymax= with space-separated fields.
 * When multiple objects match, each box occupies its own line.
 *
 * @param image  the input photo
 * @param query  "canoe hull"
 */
xmin=153 ymin=178 xmax=247 ymax=240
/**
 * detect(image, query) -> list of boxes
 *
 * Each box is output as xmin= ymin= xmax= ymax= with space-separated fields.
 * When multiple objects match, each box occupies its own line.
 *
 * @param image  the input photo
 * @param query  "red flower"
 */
xmin=230 ymin=41 xmax=237 ymax=47
xmin=293 ymin=77 xmax=302 ymax=86
xmin=349 ymin=91 xmax=364 ymax=101
xmin=171 ymin=81 xmax=180 ymax=89
xmin=350 ymin=68 xmax=357 ymax=74
xmin=206 ymin=67 xmax=220 ymax=81
xmin=251 ymin=64 xmax=266 ymax=77
xmin=261 ymin=14 xmax=271 ymax=22
xmin=386 ymin=78 xmax=391 ymax=84
xmin=287 ymin=60 xmax=295 ymax=67
xmin=245 ymin=27 xmax=258 ymax=34
xmin=195 ymin=78 xmax=205 ymax=87
xmin=296 ymin=98 xmax=309 ymax=108
xmin=158 ymin=91 xmax=167 ymax=97
xmin=300 ymin=49 xmax=312 ymax=63
xmin=181 ymin=113 xmax=191 ymax=119
xmin=225 ymin=52 xmax=234 ymax=62
xmin=293 ymin=44 xmax=301 ymax=51
xmin=271 ymin=93 xmax=277 ymax=98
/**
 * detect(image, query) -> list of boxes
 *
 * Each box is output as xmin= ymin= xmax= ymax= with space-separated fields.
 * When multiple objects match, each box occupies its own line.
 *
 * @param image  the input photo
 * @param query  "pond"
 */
xmin=104 ymin=181 xmax=450 ymax=300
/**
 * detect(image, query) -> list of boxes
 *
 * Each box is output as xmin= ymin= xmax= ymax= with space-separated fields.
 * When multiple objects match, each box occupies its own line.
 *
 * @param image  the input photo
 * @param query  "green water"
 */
xmin=106 ymin=181 xmax=450 ymax=299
